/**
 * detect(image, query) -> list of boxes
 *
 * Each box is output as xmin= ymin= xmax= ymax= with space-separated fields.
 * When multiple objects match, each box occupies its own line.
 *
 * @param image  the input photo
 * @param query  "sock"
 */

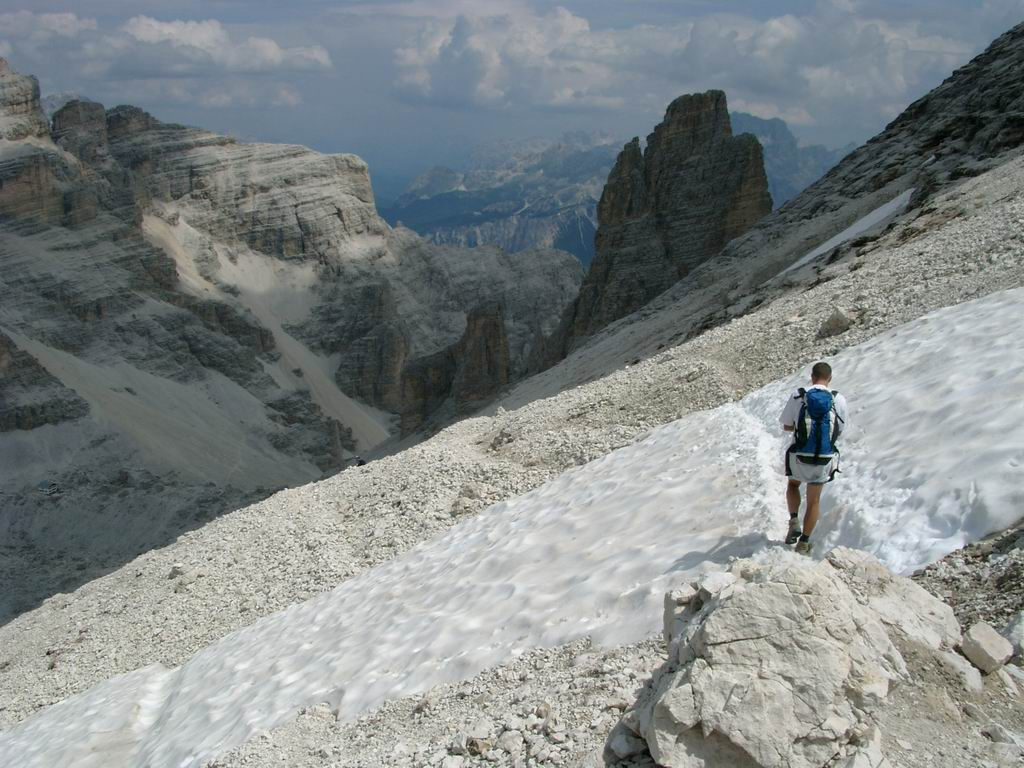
xmin=798 ymin=533 xmax=810 ymax=543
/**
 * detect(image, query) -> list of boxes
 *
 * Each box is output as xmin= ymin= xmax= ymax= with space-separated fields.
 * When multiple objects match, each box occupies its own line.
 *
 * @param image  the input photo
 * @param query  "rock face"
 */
xmin=50 ymin=100 xmax=110 ymax=166
xmin=620 ymin=548 xmax=960 ymax=768
xmin=567 ymin=91 xmax=772 ymax=341
xmin=0 ymin=59 xmax=581 ymax=620
xmin=0 ymin=332 xmax=90 ymax=432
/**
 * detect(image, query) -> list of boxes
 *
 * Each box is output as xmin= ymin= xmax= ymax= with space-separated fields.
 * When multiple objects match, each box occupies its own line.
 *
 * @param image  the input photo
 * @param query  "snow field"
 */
xmin=2 ymin=286 xmax=1022 ymax=767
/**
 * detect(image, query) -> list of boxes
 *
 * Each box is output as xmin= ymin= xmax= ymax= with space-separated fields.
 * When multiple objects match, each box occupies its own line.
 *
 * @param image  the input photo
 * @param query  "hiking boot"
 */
xmin=794 ymin=539 xmax=813 ymax=555
xmin=785 ymin=520 xmax=802 ymax=545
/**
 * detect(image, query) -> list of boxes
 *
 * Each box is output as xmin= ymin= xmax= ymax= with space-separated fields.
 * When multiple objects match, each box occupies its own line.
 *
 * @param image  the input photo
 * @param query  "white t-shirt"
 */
xmin=779 ymin=384 xmax=849 ymax=436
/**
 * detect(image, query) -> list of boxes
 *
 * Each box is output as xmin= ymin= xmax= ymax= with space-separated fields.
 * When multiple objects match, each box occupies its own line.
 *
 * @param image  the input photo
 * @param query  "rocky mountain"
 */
xmin=381 ymin=133 xmax=620 ymax=266
xmin=0 ymin=58 xmax=581 ymax=619
xmin=562 ymin=90 xmax=772 ymax=344
xmin=731 ymin=111 xmax=853 ymax=207
xmin=39 ymin=91 xmax=92 ymax=119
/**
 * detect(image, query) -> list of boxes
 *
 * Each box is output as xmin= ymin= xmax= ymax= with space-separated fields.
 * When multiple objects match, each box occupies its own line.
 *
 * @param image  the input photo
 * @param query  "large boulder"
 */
xmin=621 ymin=548 xmax=961 ymax=768
xmin=961 ymin=621 xmax=1014 ymax=673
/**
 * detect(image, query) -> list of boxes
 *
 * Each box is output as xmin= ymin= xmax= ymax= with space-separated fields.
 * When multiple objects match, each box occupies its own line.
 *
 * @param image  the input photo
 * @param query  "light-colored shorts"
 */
xmin=785 ymin=449 xmax=838 ymax=486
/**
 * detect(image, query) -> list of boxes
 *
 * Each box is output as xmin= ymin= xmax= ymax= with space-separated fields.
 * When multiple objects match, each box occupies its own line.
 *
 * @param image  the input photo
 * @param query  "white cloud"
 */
xmin=392 ymin=2 xmax=987 ymax=144
xmin=120 ymin=16 xmax=331 ymax=73
xmin=730 ymin=99 xmax=815 ymax=126
xmin=0 ymin=12 xmax=328 ymax=78
xmin=0 ymin=11 xmax=98 ymax=41
xmin=0 ymin=12 xmax=330 ymax=110
xmin=395 ymin=7 xmax=683 ymax=110
xmin=338 ymin=0 xmax=531 ymax=19
xmin=197 ymin=83 xmax=305 ymax=108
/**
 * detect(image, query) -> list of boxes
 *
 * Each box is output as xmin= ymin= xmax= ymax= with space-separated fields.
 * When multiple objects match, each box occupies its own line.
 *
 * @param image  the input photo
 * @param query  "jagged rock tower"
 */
xmin=0 ymin=58 xmax=49 ymax=141
xmin=569 ymin=90 xmax=772 ymax=340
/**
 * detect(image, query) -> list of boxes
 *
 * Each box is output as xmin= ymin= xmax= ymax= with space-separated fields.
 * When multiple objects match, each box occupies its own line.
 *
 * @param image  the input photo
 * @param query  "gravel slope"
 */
xmin=2 ymin=151 xmax=1024 ymax=735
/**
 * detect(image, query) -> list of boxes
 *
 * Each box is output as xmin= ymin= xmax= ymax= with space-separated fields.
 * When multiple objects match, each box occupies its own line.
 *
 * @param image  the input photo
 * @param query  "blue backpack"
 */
xmin=793 ymin=388 xmax=843 ymax=465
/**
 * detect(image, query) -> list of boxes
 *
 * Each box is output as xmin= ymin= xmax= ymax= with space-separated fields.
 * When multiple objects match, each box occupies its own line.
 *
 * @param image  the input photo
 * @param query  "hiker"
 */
xmin=779 ymin=361 xmax=848 ymax=554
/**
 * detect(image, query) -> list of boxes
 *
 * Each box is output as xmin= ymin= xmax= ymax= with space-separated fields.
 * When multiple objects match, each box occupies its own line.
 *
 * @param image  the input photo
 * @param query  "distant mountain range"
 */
xmin=380 ymin=132 xmax=618 ymax=266
xmin=382 ymin=117 xmax=851 ymax=266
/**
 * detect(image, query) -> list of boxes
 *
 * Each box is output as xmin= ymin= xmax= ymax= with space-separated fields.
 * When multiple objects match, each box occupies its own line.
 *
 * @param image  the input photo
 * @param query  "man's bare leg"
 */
xmin=803 ymin=484 xmax=824 ymax=536
xmin=786 ymin=480 xmax=801 ymax=517
xmin=785 ymin=480 xmax=803 ymax=542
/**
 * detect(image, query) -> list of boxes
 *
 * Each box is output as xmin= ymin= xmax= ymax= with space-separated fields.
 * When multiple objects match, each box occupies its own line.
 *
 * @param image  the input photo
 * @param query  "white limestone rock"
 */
xmin=834 ymin=727 xmax=893 ymax=768
xmin=962 ymin=621 xmax=1014 ymax=673
xmin=496 ymin=729 xmax=524 ymax=754
xmin=982 ymin=723 xmax=1024 ymax=748
xmin=937 ymin=650 xmax=985 ymax=693
xmin=663 ymin=585 xmax=699 ymax=645
xmin=693 ymin=570 xmax=737 ymax=603
xmin=633 ymin=550 xmax=909 ymax=768
xmin=826 ymin=547 xmax=962 ymax=650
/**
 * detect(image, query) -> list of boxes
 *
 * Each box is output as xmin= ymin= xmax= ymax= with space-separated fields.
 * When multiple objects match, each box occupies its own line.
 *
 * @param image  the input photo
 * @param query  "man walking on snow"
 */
xmin=779 ymin=362 xmax=848 ymax=554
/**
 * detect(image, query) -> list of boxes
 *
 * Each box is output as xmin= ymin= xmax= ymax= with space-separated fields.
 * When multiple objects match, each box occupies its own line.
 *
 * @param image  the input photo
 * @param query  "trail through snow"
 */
xmin=2 ymin=287 xmax=1022 ymax=768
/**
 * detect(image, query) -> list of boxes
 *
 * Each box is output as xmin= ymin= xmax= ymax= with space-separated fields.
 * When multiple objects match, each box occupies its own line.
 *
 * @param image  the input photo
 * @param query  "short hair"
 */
xmin=811 ymin=361 xmax=832 ymax=382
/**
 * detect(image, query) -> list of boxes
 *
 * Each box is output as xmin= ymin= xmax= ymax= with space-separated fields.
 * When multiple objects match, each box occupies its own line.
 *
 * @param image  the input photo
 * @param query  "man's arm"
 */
xmin=780 ymin=394 xmax=799 ymax=432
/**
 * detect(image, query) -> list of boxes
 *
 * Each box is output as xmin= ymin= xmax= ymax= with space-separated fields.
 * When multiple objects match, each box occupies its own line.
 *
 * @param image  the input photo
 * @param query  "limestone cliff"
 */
xmin=567 ymin=91 xmax=772 ymax=341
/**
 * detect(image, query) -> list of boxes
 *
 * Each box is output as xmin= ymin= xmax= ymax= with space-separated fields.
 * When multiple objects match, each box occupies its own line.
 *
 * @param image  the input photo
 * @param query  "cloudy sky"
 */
xmin=2 ymin=0 xmax=1022 ymax=196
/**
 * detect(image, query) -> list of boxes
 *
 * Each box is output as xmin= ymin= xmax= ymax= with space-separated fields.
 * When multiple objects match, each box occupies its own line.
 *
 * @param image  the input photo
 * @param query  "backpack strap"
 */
xmin=829 ymin=390 xmax=844 ymax=446
xmin=793 ymin=388 xmax=808 ymax=449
